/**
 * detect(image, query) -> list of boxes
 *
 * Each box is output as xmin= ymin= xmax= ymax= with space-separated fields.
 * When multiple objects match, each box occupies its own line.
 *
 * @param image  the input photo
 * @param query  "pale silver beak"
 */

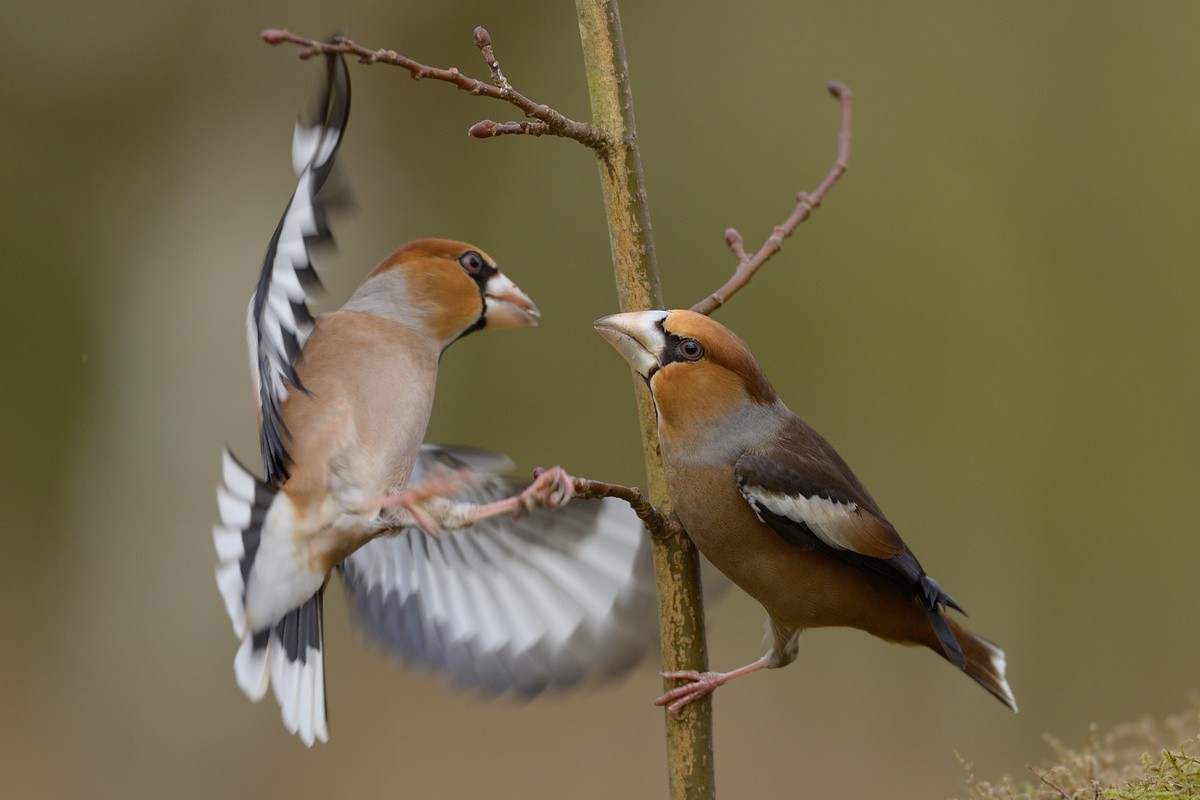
xmin=593 ymin=310 xmax=668 ymax=378
xmin=483 ymin=271 xmax=540 ymax=329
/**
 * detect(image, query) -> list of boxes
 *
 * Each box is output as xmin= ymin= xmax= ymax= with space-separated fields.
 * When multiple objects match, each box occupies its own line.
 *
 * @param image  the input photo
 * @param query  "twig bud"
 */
xmin=473 ymin=27 xmax=492 ymax=49
xmin=261 ymin=28 xmax=286 ymax=44
xmin=469 ymin=120 xmax=498 ymax=138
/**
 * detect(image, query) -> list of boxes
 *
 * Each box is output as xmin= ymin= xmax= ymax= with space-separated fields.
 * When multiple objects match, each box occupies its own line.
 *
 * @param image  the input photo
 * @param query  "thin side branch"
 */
xmin=472 ymin=26 xmax=511 ymax=91
xmin=573 ymin=478 xmax=682 ymax=539
xmin=468 ymin=119 xmax=553 ymax=138
xmin=690 ymin=81 xmax=853 ymax=315
xmin=1028 ymin=764 xmax=1073 ymax=800
xmin=262 ymin=28 xmax=612 ymax=151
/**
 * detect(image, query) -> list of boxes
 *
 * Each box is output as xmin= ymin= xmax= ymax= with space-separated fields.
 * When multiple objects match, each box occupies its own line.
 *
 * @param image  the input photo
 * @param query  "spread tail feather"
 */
xmin=233 ymin=593 xmax=329 ymax=746
xmin=214 ymin=450 xmax=329 ymax=744
xmin=944 ymin=618 xmax=1017 ymax=712
xmin=214 ymin=449 xmax=272 ymax=639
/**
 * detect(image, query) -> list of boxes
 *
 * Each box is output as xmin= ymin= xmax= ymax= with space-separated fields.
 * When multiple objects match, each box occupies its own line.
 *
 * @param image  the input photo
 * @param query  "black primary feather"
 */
xmin=250 ymin=52 xmax=353 ymax=485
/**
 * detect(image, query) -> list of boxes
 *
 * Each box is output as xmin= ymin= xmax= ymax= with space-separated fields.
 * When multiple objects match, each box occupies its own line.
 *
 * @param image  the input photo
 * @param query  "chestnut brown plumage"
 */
xmin=595 ymin=309 xmax=1016 ymax=715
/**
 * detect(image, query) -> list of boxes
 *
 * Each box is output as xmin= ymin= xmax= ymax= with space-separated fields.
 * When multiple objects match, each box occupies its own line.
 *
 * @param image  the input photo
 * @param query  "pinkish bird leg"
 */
xmin=655 ymin=656 xmax=770 ymax=717
xmin=466 ymin=466 xmax=577 ymax=523
xmin=370 ymin=468 xmax=474 ymax=535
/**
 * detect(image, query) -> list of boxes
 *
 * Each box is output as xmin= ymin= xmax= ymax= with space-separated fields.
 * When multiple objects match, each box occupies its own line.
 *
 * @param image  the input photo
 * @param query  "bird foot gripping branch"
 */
xmin=525 ymin=466 xmax=576 ymax=510
xmin=457 ymin=465 xmax=577 ymax=521
xmin=656 ymin=657 xmax=771 ymax=717
xmin=375 ymin=465 xmax=578 ymax=534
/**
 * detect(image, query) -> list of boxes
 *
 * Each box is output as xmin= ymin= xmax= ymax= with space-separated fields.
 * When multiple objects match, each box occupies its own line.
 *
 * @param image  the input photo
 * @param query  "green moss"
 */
xmin=1103 ymin=747 xmax=1200 ymax=800
xmin=959 ymin=705 xmax=1200 ymax=799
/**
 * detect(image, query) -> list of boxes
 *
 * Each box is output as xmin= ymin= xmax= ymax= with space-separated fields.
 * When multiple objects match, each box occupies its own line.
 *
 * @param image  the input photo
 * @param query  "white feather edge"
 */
xmin=245 ymin=616 xmax=328 ymax=747
xmin=214 ymin=451 xmax=257 ymax=639
xmin=222 ymin=59 xmax=341 ymax=748
xmin=975 ymin=636 xmax=1017 ymax=712
xmin=341 ymin=496 xmax=654 ymax=694
xmin=215 ymin=558 xmax=247 ymax=639
xmin=292 ymin=117 xmax=341 ymax=175
xmin=743 ymin=485 xmax=864 ymax=552
xmin=246 ymin=162 xmax=325 ymax=421
xmin=221 ymin=450 xmax=258 ymax=498
xmin=233 ymin=620 xmax=329 ymax=747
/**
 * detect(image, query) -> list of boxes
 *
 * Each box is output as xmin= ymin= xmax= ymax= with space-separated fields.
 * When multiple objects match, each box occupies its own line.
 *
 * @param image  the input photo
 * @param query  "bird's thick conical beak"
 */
xmin=593 ymin=311 xmax=668 ymax=378
xmin=483 ymin=271 xmax=541 ymax=329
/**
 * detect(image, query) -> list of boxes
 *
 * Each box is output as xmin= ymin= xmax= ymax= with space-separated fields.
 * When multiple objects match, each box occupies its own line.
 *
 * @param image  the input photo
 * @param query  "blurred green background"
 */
xmin=3 ymin=1 xmax=1198 ymax=798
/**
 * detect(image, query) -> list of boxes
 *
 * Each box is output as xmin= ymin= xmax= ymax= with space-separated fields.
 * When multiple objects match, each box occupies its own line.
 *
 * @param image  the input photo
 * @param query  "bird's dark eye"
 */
xmin=459 ymin=251 xmax=485 ymax=274
xmin=678 ymin=339 xmax=704 ymax=361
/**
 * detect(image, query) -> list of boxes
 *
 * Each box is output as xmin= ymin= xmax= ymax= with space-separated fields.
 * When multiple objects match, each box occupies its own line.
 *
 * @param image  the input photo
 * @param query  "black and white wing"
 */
xmin=249 ymin=52 xmax=352 ymax=484
xmin=340 ymin=446 xmax=660 ymax=695
xmin=735 ymin=450 xmax=968 ymax=668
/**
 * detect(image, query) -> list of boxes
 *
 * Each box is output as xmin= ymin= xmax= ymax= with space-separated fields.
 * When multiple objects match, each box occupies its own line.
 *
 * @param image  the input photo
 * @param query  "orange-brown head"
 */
xmin=594 ymin=310 xmax=779 ymax=452
xmin=346 ymin=238 xmax=539 ymax=350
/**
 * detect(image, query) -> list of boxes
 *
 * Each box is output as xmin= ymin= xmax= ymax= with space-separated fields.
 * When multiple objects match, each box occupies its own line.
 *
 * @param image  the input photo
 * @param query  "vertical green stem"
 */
xmin=574 ymin=2 xmax=716 ymax=798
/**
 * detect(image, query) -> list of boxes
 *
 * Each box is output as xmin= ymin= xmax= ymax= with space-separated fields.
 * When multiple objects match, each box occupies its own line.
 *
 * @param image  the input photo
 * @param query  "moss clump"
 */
xmin=959 ymin=704 xmax=1200 ymax=799
xmin=1104 ymin=746 xmax=1199 ymax=799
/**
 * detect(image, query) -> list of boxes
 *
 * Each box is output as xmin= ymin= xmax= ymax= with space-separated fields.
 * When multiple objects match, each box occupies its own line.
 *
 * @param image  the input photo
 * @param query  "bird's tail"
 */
xmin=235 ymin=594 xmax=329 ymax=746
xmin=917 ymin=574 xmax=966 ymax=669
xmin=214 ymin=450 xmax=270 ymax=639
xmin=942 ymin=617 xmax=1018 ymax=712
xmin=214 ymin=450 xmax=329 ymax=745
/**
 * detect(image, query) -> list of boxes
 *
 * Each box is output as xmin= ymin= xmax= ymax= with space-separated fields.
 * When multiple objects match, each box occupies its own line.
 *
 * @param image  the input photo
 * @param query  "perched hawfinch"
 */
xmin=595 ymin=309 xmax=1016 ymax=715
xmin=214 ymin=53 xmax=656 ymax=746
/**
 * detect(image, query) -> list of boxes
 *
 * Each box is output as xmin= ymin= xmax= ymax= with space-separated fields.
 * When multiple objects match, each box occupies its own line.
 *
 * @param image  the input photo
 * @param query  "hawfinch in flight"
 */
xmin=595 ymin=309 xmax=1016 ymax=714
xmin=214 ymin=54 xmax=656 ymax=745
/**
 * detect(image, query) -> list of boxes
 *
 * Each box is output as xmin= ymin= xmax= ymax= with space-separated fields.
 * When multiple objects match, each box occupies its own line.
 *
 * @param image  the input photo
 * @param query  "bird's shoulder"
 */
xmin=735 ymin=412 xmax=906 ymax=560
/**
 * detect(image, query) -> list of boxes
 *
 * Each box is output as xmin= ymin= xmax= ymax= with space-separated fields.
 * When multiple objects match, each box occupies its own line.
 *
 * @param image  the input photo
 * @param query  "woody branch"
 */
xmin=691 ymin=82 xmax=853 ymax=315
xmin=262 ymin=28 xmax=612 ymax=151
xmin=573 ymin=478 xmax=683 ymax=540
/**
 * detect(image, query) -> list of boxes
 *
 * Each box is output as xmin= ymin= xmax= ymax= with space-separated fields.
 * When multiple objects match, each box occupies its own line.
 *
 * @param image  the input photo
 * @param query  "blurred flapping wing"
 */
xmin=340 ymin=445 xmax=660 ymax=694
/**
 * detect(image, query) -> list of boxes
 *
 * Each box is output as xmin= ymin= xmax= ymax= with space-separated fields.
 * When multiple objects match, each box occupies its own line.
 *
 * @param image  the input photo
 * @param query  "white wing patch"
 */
xmin=742 ymin=485 xmax=865 ymax=552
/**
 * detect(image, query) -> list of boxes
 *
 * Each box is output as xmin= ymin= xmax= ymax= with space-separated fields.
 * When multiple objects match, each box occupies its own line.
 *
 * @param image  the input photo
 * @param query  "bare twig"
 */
xmin=262 ymin=28 xmax=611 ymax=151
xmin=1028 ymin=764 xmax=1072 ymax=799
xmin=472 ymin=26 xmax=511 ymax=91
xmin=468 ymin=119 xmax=553 ymax=138
xmin=690 ymin=81 xmax=853 ymax=315
xmin=573 ymin=478 xmax=682 ymax=539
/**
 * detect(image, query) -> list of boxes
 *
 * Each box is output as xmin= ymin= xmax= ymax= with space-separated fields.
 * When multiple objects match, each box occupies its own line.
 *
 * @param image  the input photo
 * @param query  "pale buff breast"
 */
xmin=280 ymin=311 xmax=439 ymax=519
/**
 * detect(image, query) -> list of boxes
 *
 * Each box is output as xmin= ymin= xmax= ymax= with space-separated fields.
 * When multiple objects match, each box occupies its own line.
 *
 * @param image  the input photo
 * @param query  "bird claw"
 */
xmin=518 ymin=466 xmax=576 ymax=515
xmin=655 ymin=670 xmax=724 ymax=717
